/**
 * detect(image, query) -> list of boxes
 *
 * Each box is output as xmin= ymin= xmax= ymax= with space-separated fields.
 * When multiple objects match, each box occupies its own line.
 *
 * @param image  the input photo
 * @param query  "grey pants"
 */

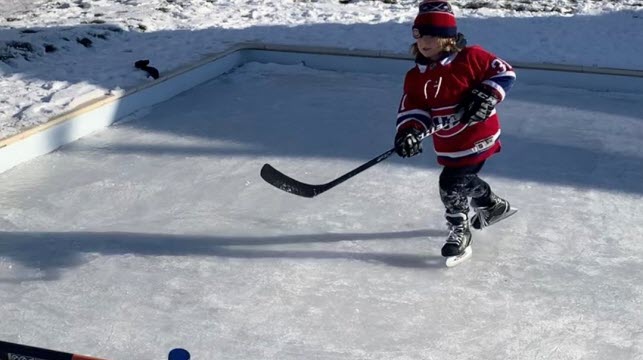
xmin=439 ymin=162 xmax=492 ymax=215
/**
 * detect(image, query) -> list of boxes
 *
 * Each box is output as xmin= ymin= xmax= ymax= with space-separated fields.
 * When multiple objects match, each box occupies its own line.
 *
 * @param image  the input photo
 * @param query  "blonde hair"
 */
xmin=411 ymin=36 xmax=463 ymax=57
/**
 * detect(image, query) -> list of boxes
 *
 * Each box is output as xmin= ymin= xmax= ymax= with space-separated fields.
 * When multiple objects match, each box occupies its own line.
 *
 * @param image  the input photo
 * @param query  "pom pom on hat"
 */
xmin=413 ymin=0 xmax=457 ymax=38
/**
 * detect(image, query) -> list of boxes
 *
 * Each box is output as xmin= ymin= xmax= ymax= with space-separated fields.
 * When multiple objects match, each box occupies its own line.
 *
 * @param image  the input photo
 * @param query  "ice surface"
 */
xmin=1 ymin=62 xmax=642 ymax=359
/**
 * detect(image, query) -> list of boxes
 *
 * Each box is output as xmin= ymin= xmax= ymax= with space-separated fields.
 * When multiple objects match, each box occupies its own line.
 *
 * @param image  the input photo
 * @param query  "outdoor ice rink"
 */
xmin=1 ymin=62 xmax=642 ymax=360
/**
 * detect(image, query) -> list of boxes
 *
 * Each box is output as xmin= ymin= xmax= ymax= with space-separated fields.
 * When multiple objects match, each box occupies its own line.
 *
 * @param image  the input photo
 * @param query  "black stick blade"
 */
xmin=260 ymin=164 xmax=327 ymax=198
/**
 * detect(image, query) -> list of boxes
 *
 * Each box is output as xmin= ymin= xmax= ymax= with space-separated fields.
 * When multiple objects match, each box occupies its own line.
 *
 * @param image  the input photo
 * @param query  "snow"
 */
xmin=1 ymin=61 xmax=642 ymax=359
xmin=1 ymin=0 xmax=642 ymax=139
xmin=1 ymin=1 xmax=643 ymax=359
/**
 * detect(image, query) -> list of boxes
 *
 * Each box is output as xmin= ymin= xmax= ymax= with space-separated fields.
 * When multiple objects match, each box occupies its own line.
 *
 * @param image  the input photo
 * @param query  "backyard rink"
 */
xmin=1 ymin=62 xmax=642 ymax=360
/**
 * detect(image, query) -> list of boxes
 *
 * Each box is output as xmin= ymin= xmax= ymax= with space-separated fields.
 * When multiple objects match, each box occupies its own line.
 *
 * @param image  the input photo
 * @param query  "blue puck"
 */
xmin=168 ymin=348 xmax=190 ymax=360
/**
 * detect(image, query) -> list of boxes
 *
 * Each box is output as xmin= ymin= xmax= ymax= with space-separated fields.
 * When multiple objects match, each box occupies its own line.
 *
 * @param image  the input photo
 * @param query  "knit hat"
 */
xmin=413 ymin=0 xmax=457 ymax=38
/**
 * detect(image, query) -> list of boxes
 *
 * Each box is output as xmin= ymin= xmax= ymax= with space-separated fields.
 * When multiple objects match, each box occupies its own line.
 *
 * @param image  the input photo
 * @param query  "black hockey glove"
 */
xmin=394 ymin=127 xmax=423 ymax=158
xmin=459 ymin=84 xmax=500 ymax=125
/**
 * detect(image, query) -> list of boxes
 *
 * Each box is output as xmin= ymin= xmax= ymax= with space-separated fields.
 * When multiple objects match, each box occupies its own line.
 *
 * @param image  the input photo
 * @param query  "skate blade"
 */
xmin=473 ymin=208 xmax=518 ymax=230
xmin=445 ymin=247 xmax=473 ymax=267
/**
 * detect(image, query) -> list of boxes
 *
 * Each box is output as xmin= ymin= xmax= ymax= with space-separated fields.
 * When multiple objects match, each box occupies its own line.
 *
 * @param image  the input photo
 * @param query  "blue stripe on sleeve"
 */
xmin=490 ymin=75 xmax=515 ymax=93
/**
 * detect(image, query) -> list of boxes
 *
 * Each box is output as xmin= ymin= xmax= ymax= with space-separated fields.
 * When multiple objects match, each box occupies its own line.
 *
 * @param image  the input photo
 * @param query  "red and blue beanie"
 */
xmin=413 ymin=0 xmax=458 ymax=38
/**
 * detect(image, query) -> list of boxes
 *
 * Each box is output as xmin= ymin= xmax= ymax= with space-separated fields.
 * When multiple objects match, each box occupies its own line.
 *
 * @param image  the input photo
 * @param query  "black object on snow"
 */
xmin=134 ymin=59 xmax=160 ymax=79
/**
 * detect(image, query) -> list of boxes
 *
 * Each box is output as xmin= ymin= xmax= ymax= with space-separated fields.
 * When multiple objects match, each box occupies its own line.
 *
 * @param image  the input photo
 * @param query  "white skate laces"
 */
xmin=473 ymin=207 xmax=491 ymax=228
xmin=445 ymin=213 xmax=468 ymax=245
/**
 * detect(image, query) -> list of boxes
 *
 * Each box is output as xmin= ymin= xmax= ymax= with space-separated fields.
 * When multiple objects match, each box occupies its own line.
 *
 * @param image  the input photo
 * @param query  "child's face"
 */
xmin=415 ymin=35 xmax=442 ymax=60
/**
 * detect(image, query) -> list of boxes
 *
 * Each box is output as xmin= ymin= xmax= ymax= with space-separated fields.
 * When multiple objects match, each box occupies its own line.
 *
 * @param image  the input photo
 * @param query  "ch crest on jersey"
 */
xmin=432 ymin=111 xmax=467 ymax=137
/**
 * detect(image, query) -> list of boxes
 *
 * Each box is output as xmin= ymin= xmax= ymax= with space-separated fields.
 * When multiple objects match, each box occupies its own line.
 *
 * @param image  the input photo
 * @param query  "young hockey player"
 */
xmin=394 ymin=0 xmax=517 ymax=262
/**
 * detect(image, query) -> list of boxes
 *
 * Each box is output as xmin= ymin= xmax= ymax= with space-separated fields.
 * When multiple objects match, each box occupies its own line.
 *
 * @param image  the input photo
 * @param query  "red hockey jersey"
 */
xmin=396 ymin=45 xmax=516 ymax=167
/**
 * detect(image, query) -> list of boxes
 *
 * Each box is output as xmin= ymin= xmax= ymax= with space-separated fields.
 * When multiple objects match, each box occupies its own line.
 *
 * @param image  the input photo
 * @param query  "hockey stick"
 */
xmin=260 ymin=128 xmax=440 ymax=198
xmin=0 ymin=340 xmax=108 ymax=360
xmin=261 ymin=148 xmax=396 ymax=198
xmin=0 ymin=340 xmax=190 ymax=360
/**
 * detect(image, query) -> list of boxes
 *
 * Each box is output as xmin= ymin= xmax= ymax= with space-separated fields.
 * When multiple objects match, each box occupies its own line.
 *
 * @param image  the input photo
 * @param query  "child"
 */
xmin=394 ymin=0 xmax=516 ymax=258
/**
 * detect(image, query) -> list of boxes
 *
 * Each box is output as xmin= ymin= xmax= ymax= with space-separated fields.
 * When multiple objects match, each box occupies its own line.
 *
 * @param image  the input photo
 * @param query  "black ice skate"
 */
xmin=442 ymin=213 xmax=473 ymax=266
xmin=470 ymin=193 xmax=517 ymax=230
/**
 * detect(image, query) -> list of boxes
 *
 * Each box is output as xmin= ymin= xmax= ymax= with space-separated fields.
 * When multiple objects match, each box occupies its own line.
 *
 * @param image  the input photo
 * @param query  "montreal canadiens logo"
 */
xmin=433 ymin=114 xmax=468 ymax=138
